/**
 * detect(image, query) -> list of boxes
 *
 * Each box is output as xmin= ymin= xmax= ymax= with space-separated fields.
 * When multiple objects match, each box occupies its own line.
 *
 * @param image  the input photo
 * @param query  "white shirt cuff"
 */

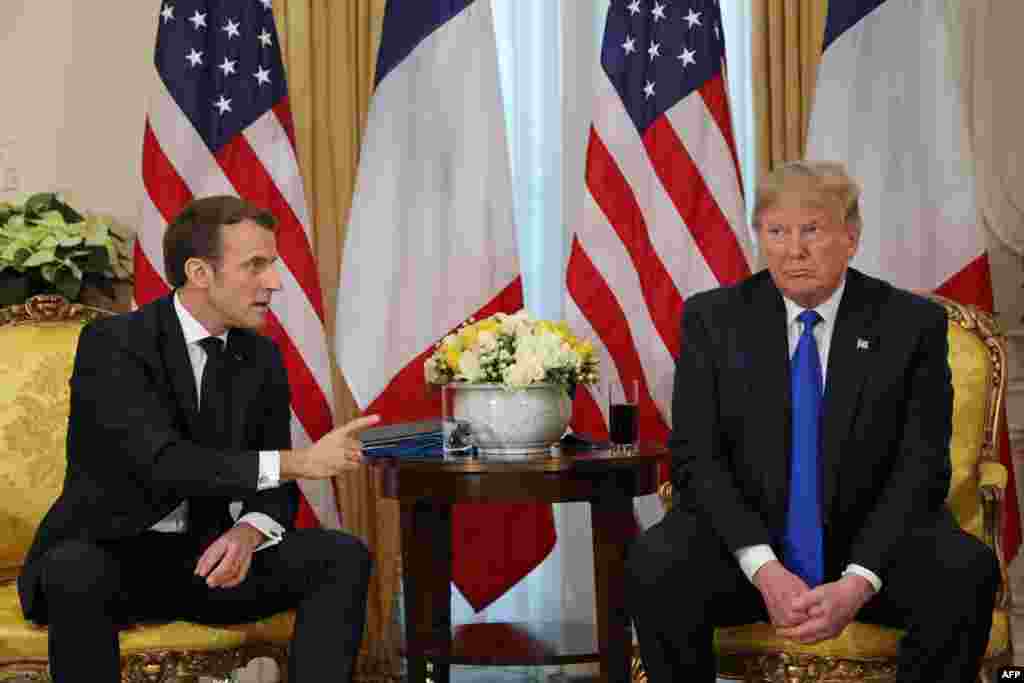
xmin=843 ymin=563 xmax=882 ymax=593
xmin=257 ymin=450 xmax=280 ymax=490
xmin=735 ymin=544 xmax=777 ymax=583
xmin=236 ymin=512 xmax=285 ymax=552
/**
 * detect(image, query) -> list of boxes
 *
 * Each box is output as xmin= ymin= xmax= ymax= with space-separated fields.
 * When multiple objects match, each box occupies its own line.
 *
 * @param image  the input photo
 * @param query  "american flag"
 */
xmin=136 ymin=0 xmax=338 ymax=529
xmin=567 ymin=0 xmax=751 ymax=471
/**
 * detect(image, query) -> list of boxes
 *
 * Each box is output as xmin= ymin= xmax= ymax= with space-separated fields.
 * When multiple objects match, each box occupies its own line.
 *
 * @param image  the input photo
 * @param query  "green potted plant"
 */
xmin=0 ymin=193 xmax=133 ymax=307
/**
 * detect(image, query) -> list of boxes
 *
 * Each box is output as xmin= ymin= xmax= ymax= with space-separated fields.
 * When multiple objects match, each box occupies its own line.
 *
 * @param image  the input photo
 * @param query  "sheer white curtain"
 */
xmin=448 ymin=0 xmax=579 ymax=634
xmin=449 ymin=0 xmax=757 ymax=667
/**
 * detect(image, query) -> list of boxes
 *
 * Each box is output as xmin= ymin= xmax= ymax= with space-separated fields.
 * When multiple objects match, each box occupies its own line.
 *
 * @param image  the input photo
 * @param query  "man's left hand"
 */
xmin=194 ymin=523 xmax=266 ymax=588
xmin=775 ymin=574 xmax=875 ymax=644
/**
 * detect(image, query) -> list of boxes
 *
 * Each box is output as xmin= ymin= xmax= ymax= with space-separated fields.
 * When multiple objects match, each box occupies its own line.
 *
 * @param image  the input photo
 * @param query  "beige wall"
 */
xmin=0 ymin=0 xmax=157 ymax=229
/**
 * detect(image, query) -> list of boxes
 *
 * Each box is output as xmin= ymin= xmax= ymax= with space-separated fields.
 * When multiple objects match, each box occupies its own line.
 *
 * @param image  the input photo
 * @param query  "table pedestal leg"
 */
xmin=591 ymin=491 xmax=636 ymax=683
xmin=401 ymin=500 xmax=452 ymax=683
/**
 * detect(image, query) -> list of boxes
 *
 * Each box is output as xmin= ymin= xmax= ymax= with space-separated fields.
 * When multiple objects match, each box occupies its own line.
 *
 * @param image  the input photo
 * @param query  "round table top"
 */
xmin=370 ymin=442 xmax=667 ymax=503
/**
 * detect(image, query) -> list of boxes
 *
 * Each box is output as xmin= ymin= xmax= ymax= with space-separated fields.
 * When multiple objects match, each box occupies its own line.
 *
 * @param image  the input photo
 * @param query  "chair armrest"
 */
xmin=979 ymin=461 xmax=1008 ymax=491
xmin=978 ymin=461 xmax=1010 ymax=609
xmin=658 ymin=481 xmax=674 ymax=512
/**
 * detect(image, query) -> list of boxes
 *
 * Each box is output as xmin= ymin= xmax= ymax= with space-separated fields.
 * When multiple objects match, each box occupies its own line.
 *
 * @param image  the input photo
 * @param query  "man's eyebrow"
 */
xmin=243 ymin=254 xmax=279 ymax=265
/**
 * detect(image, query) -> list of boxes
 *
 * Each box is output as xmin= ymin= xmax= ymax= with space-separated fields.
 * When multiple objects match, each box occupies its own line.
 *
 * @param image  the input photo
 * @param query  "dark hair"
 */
xmin=163 ymin=196 xmax=276 ymax=288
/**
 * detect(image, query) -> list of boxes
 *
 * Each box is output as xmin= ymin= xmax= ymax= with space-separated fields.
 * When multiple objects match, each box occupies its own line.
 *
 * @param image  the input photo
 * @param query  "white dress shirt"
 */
xmin=734 ymin=278 xmax=883 ymax=592
xmin=149 ymin=293 xmax=284 ymax=551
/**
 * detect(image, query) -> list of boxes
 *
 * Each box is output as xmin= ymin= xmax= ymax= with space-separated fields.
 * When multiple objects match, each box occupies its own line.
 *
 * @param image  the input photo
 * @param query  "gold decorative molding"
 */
xmin=1 ymin=644 xmax=288 ymax=683
xmin=0 ymin=294 xmax=111 ymax=327
xmin=930 ymin=294 xmax=1013 ymax=611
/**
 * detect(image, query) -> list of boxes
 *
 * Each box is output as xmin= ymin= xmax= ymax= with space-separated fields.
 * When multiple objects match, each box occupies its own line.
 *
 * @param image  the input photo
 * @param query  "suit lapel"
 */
xmin=744 ymin=274 xmax=792 ymax=513
xmin=821 ymin=269 xmax=879 ymax=520
xmin=156 ymin=294 xmax=204 ymax=438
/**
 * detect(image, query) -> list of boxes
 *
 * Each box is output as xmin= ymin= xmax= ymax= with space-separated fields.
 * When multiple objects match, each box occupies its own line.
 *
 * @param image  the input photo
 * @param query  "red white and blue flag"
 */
xmin=136 ymin=1 xmax=339 ymax=529
xmin=335 ymin=0 xmax=555 ymax=612
xmin=807 ymin=0 xmax=1020 ymax=560
xmin=567 ymin=0 xmax=752 ymax=493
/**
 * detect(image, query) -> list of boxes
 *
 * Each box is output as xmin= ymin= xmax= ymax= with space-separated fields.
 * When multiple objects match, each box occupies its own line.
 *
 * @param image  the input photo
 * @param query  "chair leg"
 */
xmin=274 ymin=652 xmax=288 ymax=683
xmin=630 ymin=652 xmax=648 ymax=682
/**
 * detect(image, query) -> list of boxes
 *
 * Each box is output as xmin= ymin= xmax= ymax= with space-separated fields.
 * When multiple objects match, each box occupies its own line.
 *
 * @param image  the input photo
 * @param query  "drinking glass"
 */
xmin=608 ymin=379 xmax=639 ymax=452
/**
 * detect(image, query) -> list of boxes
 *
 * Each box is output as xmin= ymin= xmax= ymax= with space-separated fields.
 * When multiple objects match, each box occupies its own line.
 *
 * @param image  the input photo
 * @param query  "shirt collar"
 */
xmin=782 ymin=276 xmax=847 ymax=329
xmin=173 ymin=291 xmax=228 ymax=346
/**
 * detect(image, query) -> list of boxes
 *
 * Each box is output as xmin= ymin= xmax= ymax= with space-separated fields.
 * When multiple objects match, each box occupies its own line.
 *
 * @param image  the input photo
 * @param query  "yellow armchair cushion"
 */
xmin=945 ymin=321 xmax=992 ymax=542
xmin=0 ymin=321 xmax=83 ymax=577
xmin=0 ymin=583 xmax=294 ymax=659
xmin=714 ymin=609 xmax=1009 ymax=659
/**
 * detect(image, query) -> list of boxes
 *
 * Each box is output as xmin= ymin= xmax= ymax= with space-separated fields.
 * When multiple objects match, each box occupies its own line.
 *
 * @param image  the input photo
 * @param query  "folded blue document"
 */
xmin=361 ymin=420 xmax=444 ymax=459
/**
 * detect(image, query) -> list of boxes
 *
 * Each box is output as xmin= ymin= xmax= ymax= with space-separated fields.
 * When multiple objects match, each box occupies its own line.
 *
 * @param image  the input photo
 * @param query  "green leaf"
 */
xmin=10 ymin=247 xmax=33 ymax=266
xmin=77 ymin=245 xmax=110 ymax=274
xmin=24 ymin=193 xmax=57 ymax=216
xmin=65 ymin=259 xmax=83 ymax=280
xmin=41 ymin=262 xmax=60 ymax=283
xmin=54 ymin=267 xmax=82 ymax=300
xmin=57 ymin=236 xmax=83 ymax=247
xmin=34 ymin=210 xmax=69 ymax=229
xmin=52 ymin=198 xmax=84 ymax=224
xmin=22 ymin=249 xmax=57 ymax=268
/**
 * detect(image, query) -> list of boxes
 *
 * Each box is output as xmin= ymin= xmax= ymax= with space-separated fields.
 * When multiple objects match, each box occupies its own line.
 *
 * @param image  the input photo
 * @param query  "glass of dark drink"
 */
xmin=608 ymin=379 xmax=639 ymax=452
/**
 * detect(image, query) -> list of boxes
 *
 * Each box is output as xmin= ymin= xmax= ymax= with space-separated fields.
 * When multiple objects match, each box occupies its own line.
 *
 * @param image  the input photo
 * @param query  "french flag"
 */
xmin=334 ymin=0 xmax=556 ymax=612
xmin=807 ymin=0 xmax=1020 ymax=560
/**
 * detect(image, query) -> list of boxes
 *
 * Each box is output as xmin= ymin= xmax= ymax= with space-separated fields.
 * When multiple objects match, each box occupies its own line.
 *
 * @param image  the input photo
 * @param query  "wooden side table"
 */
xmin=373 ymin=444 xmax=665 ymax=683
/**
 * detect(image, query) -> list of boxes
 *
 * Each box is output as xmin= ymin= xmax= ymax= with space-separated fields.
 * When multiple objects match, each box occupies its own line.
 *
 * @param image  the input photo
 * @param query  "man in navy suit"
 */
xmin=626 ymin=162 xmax=999 ymax=682
xmin=19 ymin=196 xmax=381 ymax=683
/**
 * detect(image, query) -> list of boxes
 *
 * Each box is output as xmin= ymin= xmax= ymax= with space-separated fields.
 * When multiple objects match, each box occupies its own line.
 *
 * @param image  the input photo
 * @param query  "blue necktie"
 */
xmin=782 ymin=310 xmax=825 ymax=587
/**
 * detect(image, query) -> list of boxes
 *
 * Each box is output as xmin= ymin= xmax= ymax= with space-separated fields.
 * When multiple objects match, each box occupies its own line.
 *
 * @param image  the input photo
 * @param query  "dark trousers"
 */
xmin=624 ymin=506 xmax=1000 ymax=683
xmin=36 ymin=528 xmax=372 ymax=683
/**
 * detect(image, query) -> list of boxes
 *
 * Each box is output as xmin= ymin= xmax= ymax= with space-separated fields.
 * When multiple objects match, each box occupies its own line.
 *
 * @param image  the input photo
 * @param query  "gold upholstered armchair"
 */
xmin=632 ymin=295 xmax=1014 ymax=683
xmin=0 ymin=296 xmax=294 ymax=683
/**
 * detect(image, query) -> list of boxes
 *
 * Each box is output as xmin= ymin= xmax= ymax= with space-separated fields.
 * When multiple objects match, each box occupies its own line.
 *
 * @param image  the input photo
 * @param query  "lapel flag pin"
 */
xmin=857 ymin=338 xmax=871 ymax=351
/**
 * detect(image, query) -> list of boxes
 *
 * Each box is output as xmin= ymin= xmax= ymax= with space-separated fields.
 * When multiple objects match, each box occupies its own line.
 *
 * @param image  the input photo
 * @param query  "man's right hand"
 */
xmin=280 ymin=414 xmax=381 ymax=480
xmin=752 ymin=560 xmax=812 ymax=629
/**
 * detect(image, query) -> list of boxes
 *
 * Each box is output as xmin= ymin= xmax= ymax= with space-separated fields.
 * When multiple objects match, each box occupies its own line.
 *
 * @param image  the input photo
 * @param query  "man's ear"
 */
xmin=183 ymin=257 xmax=212 ymax=288
xmin=846 ymin=221 xmax=862 ymax=256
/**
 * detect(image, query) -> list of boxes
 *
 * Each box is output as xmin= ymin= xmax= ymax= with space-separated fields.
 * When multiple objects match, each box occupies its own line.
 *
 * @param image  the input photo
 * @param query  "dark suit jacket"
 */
xmin=19 ymin=293 xmax=299 ymax=622
xmin=670 ymin=268 xmax=954 ymax=581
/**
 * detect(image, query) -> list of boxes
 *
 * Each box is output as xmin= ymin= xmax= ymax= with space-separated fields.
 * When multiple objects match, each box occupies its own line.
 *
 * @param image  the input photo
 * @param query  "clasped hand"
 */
xmin=753 ymin=561 xmax=874 ymax=644
xmin=194 ymin=523 xmax=265 ymax=588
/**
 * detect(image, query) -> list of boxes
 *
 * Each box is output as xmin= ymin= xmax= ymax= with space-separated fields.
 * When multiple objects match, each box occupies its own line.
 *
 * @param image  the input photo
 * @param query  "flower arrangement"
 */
xmin=0 ymin=193 xmax=133 ymax=306
xmin=424 ymin=310 xmax=599 ymax=390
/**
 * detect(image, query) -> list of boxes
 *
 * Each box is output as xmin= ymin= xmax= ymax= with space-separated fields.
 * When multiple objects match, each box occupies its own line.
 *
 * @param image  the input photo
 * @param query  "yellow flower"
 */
xmin=576 ymin=340 xmax=594 ymax=357
xmin=446 ymin=346 xmax=462 ymax=370
xmin=459 ymin=325 xmax=480 ymax=349
xmin=478 ymin=319 xmax=501 ymax=333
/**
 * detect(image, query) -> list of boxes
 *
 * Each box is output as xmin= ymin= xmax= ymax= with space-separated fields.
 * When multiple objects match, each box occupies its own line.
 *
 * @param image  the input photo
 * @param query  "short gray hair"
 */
xmin=752 ymin=160 xmax=862 ymax=232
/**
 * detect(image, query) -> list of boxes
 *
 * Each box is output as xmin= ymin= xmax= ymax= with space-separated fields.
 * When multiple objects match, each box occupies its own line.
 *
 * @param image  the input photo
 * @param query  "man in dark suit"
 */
xmin=19 ymin=196 xmax=381 ymax=683
xmin=625 ymin=161 xmax=1000 ymax=682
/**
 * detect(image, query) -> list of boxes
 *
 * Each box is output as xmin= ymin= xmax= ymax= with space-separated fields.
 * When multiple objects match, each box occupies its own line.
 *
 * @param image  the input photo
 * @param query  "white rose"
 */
xmin=477 ymin=329 xmax=498 ymax=352
xmin=424 ymin=356 xmax=445 ymax=384
xmin=504 ymin=351 xmax=546 ymax=388
xmin=457 ymin=349 xmax=484 ymax=382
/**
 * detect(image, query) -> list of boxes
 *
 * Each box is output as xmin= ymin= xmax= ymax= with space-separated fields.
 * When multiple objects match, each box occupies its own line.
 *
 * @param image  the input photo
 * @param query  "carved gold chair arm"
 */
xmin=979 ymin=461 xmax=1008 ymax=492
xmin=657 ymin=481 xmax=674 ymax=513
xmin=978 ymin=461 xmax=1010 ymax=610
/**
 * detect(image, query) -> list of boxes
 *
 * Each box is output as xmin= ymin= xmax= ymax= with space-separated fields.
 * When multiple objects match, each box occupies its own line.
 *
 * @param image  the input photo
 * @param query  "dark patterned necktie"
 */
xmin=197 ymin=336 xmax=229 ymax=447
